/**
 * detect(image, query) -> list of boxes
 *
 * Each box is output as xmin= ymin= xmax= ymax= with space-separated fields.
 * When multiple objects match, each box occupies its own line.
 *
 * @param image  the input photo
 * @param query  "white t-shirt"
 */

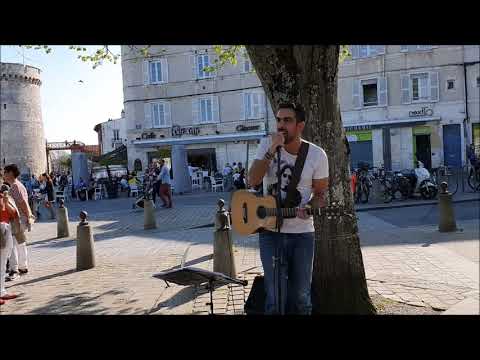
xmin=254 ymin=136 xmax=329 ymax=233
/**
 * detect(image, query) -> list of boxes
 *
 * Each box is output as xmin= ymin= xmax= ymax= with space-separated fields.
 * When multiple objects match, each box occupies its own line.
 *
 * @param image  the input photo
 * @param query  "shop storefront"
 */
xmin=346 ymin=129 xmax=373 ymax=169
xmin=128 ymin=122 xmax=266 ymax=178
xmin=473 ymin=123 xmax=480 ymax=155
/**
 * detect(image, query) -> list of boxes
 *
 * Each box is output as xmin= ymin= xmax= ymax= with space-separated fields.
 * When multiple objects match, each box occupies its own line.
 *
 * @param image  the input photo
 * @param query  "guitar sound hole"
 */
xmin=257 ymin=206 xmax=267 ymax=219
xmin=242 ymin=202 xmax=248 ymax=224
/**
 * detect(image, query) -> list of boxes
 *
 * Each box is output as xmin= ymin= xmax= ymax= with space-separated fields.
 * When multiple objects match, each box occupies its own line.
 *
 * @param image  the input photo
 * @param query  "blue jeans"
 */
xmin=259 ymin=231 xmax=315 ymax=315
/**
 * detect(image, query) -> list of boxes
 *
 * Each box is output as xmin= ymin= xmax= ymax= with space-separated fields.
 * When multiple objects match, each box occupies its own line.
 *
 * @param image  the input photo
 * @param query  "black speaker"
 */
xmin=244 ymin=275 xmax=265 ymax=315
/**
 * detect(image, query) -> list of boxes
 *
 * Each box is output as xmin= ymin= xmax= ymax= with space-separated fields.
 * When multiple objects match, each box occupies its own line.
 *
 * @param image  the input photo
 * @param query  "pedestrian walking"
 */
xmin=0 ymin=184 xmax=19 ymax=303
xmin=40 ymin=173 xmax=56 ymax=219
xmin=2 ymin=164 xmax=35 ymax=282
xmin=158 ymin=159 xmax=173 ymax=208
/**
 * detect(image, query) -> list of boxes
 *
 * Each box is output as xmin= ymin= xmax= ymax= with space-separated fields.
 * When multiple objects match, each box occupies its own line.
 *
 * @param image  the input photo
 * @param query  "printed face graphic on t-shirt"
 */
xmin=268 ymin=163 xmax=302 ymax=209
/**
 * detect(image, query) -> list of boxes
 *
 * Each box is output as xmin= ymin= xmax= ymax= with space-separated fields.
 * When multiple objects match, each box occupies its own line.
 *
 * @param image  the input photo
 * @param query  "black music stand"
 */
xmin=153 ymin=267 xmax=248 ymax=315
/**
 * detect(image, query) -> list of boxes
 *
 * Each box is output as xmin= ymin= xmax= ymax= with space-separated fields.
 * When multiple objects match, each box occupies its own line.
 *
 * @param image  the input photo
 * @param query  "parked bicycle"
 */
xmin=354 ymin=162 xmax=372 ymax=204
xmin=432 ymin=165 xmax=459 ymax=195
xmin=467 ymin=165 xmax=480 ymax=192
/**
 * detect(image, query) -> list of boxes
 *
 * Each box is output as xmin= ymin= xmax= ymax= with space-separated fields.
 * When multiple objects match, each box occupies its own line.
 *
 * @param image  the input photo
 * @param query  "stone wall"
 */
xmin=0 ymin=62 xmax=47 ymax=176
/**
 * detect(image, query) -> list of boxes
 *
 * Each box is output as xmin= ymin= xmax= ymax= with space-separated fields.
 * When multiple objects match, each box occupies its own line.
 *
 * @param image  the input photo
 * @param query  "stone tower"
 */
xmin=0 ymin=62 xmax=47 ymax=176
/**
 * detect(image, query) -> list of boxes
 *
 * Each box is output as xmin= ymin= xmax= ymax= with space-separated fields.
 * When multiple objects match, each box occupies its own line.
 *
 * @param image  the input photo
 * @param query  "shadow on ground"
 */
xmin=24 ymin=290 xmax=147 ymax=315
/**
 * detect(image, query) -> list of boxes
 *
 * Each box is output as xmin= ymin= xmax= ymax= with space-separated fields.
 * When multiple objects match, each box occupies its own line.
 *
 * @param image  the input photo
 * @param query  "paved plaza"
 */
xmin=1 ymin=191 xmax=478 ymax=315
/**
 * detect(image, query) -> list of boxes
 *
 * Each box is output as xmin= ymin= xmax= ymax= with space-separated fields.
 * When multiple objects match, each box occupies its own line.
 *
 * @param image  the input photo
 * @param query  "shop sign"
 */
xmin=171 ymin=125 xmax=201 ymax=137
xmin=412 ymin=125 xmax=432 ymax=135
xmin=346 ymin=130 xmax=372 ymax=142
xmin=141 ymin=132 xmax=156 ymax=139
xmin=409 ymin=107 xmax=433 ymax=117
xmin=236 ymin=124 xmax=261 ymax=132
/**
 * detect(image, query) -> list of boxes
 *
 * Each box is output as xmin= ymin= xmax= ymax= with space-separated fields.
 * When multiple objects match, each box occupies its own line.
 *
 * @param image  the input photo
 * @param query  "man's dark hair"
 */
xmin=4 ymin=164 xmax=20 ymax=178
xmin=278 ymin=103 xmax=306 ymax=123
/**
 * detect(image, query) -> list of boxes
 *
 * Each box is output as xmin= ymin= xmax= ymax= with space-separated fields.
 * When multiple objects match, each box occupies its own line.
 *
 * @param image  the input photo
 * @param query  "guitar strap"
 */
xmin=283 ymin=140 xmax=310 ymax=209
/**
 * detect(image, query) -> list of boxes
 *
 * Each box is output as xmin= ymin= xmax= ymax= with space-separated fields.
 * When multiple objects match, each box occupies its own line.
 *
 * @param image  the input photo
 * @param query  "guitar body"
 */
xmin=230 ymin=190 xmax=278 ymax=235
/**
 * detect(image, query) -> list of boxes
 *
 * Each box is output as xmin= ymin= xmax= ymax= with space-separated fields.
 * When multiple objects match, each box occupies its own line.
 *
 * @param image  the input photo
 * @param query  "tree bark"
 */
xmin=245 ymin=45 xmax=376 ymax=314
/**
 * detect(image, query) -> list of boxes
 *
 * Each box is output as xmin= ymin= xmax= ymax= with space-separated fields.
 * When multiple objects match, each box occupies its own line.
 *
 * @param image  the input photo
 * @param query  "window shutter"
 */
xmin=190 ymin=55 xmax=197 ymax=80
xmin=192 ymin=98 xmax=200 ymax=124
xmin=212 ymin=96 xmax=219 ymax=123
xmin=400 ymin=45 xmax=408 ymax=52
xmin=260 ymin=92 xmax=266 ymax=118
xmin=164 ymin=102 xmax=171 ymax=126
xmin=143 ymin=60 xmax=150 ymax=85
xmin=144 ymin=103 xmax=152 ymax=128
xmin=210 ymin=55 xmax=218 ymax=77
xmin=241 ymin=93 xmax=246 ymax=120
xmin=350 ymin=45 xmax=358 ymax=59
xmin=351 ymin=45 xmax=359 ymax=59
xmin=378 ymin=76 xmax=388 ymax=106
xmin=161 ymin=58 xmax=168 ymax=83
xmin=401 ymin=74 xmax=411 ymax=104
xmin=430 ymin=71 xmax=439 ymax=102
xmin=352 ymin=79 xmax=361 ymax=109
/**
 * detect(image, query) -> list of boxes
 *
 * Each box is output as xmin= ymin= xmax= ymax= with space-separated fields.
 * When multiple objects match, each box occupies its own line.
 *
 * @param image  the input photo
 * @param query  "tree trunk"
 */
xmin=245 ymin=45 xmax=376 ymax=314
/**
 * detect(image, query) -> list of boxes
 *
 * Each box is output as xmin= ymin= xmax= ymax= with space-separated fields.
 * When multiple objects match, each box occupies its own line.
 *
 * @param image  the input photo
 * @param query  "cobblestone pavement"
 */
xmin=1 ymin=195 xmax=478 ymax=314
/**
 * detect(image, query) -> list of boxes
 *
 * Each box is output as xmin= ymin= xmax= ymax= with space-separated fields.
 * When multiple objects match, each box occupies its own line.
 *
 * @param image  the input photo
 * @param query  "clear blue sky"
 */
xmin=1 ymin=45 xmax=123 ymax=145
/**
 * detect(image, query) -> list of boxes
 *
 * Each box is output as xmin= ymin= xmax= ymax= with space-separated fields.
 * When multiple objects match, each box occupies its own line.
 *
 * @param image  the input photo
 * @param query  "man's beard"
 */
xmin=284 ymin=133 xmax=295 ymax=144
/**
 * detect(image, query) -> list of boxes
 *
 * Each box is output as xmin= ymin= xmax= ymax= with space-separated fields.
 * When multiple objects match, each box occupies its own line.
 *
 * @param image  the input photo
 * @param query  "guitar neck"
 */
xmin=264 ymin=207 xmax=325 ymax=217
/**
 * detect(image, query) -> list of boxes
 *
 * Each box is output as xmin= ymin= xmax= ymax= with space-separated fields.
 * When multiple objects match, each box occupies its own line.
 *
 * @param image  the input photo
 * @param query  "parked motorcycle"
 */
xmin=400 ymin=161 xmax=438 ymax=200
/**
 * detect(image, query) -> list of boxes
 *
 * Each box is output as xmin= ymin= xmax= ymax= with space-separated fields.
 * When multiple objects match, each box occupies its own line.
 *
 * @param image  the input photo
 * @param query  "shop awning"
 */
xmin=132 ymin=131 xmax=267 ymax=148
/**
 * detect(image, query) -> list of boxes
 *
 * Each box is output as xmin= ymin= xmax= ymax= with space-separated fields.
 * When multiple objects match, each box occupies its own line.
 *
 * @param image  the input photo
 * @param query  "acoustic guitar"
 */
xmin=230 ymin=190 xmax=350 ymax=236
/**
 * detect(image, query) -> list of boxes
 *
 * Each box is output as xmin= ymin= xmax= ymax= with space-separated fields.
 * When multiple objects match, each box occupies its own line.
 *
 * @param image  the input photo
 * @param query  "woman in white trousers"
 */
xmin=0 ymin=188 xmax=18 ymax=303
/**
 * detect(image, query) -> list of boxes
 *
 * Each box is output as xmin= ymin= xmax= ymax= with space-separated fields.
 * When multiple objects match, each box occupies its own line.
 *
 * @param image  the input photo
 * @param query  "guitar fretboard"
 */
xmin=264 ymin=208 xmax=319 ymax=217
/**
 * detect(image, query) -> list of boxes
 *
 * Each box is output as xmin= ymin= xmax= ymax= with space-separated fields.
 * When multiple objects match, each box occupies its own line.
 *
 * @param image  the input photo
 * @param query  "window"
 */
xmin=447 ymin=79 xmax=455 ymax=90
xmin=151 ymin=103 xmax=170 ymax=128
xmin=3 ymin=104 xmax=6 ymax=110
xmin=353 ymin=77 xmax=387 ymax=108
xmin=361 ymin=79 xmax=378 ymax=106
xmin=351 ymin=45 xmax=385 ymax=59
xmin=411 ymin=73 xmax=429 ymax=101
xmin=144 ymin=58 xmax=168 ymax=85
xmin=193 ymin=96 xmax=219 ymax=124
xmin=197 ymin=54 xmax=214 ymax=79
xmin=113 ymin=129 xmax=120 ymax=141
xmin=243 ymin=92 xmax=265 ymax=119
xmin=149 ymin=61 xmax=164 ymax=84
xmin=477 ymin=77 xmax=480 ymax=87
xmin=200 ymin=98 xmax=213 ymax=123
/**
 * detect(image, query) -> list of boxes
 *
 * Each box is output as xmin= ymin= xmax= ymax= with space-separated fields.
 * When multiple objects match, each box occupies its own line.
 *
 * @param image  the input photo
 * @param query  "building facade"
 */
xmin=121 ymin=45 xmax=275 ymax=174
xmin=94 ymin=110 xmax=127 ymax=155
xmin=0 ymin=62 xmax=47 ymax=176
xmin=339 ymin=45 xmax=480 ymax=171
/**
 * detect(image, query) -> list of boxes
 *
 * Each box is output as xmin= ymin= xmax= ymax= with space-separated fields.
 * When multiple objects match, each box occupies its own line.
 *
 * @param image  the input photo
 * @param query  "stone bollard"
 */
xmin=213 ymin=199 xmax=236 ymax=278
xmin=56 ymin=199 xmax=70 ymax=238
xmin=438 ymin=182 xmax=457 ymax=232
xmin=144 ymin=199 xmax=157 ymax=230
xmin=76 ymin=211 xmax=96 ymax=271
